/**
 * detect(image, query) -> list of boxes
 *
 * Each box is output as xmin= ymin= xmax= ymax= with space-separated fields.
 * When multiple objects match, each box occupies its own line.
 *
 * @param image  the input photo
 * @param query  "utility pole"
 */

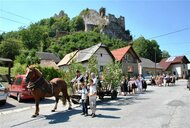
xmin=154 ymin=47 xmax=157 ymax=76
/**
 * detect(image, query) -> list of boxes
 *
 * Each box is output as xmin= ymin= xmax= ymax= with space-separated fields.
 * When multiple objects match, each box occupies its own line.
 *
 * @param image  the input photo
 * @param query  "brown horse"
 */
xmin=25 ymin=66 xmax=72 ymax=117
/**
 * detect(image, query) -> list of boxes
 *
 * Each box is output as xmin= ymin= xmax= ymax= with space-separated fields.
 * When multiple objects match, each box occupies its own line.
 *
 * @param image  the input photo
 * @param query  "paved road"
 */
xmin=0 ymin=80 xmax=190 ymax=128
xmin=0 ymin=96 xmax=55 ymax=113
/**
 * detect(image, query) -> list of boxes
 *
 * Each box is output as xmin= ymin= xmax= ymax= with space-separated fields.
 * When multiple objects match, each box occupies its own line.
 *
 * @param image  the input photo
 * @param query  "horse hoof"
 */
xmin=31 ymin=114 xmax=38 ymax=118
xmin=68 ymin=107 xmax=72 ymax=110
xmin=51 ymin=110 xmax=55 ymax=112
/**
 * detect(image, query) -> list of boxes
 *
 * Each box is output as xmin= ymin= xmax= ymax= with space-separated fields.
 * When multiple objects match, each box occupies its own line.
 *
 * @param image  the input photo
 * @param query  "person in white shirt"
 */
xmin=78 ymin=78 xmax=88 ymax=116
xmin=136 ymin=76 xmax=143 ymax=93
xmin=90 ymin=72 xmax=97 ymax=86
xmin=88 ymin=79 xmax=97 ymax=118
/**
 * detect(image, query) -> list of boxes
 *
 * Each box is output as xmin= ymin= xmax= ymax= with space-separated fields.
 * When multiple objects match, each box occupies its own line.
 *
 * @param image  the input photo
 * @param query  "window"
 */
xmin=128 ymin=66 xmax=134 ymax=72
xmin=14 ymin=78 xmax=22 ymax=85
xmin=100 ymin=53 xmax=103 ymax=57
xmin=125 ymin=54 xmax=135 ymax=63
xmin=100 ymin=66 xmax=104 ymax=72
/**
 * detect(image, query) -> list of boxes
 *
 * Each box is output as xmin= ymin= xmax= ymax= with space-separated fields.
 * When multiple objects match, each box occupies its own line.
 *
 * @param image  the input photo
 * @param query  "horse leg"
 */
xmin=32 ymin=98 xmax=40 ymax=118
xmin=52 ymin=97 xmax=59 ymax=112
xmin=66 ymin=95 xmax=72 ymax=110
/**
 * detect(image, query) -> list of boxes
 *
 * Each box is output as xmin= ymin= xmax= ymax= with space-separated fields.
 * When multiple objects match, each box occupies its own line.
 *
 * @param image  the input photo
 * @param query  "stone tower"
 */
xmin=99 ymin=7 xmax=106 ymax=18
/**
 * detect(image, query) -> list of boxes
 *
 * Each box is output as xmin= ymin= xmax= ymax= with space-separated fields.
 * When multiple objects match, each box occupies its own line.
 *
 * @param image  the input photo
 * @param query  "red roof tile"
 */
xmin=111 ymin=45 xmax=141 ymax=62
xmin=111 ymin=46 xmax=131 ymax=61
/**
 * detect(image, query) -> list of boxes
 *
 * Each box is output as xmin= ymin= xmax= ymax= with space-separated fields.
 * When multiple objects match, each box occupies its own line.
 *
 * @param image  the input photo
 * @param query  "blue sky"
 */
xmin=0 ymin=0 xmax=190 ymax=60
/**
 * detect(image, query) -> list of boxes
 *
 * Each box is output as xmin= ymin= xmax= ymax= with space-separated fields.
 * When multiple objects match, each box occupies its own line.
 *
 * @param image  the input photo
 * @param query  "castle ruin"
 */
xmin=81 ymin=7 xmax=132 ymax=41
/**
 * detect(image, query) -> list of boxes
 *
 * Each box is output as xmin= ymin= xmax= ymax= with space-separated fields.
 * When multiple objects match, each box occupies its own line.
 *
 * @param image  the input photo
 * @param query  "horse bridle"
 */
xmin=26 ymin=68 xmax=43 ymax=89
xmin=25 ymin=68 xmax=53 ymax=95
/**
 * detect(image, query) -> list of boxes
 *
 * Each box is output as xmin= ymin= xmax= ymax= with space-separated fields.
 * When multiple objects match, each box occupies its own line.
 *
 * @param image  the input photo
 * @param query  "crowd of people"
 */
xmin=154 ymin=73 xmax=176 ymax=86
xmin=71 ymin=69 xmax=177 ymax=118
xmin=120 ymin=73 xmax=176 ymax=96
xmin=120 ymin=76 xmax=147 ymax=95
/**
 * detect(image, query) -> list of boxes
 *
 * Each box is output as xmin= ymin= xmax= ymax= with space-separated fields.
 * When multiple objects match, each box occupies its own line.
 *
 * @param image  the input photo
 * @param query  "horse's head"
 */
xmin=25 ymin=66 xmax=42 ymax=83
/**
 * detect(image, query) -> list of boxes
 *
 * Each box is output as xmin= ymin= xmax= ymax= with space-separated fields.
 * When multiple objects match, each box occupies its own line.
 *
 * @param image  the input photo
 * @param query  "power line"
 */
xmin=0 ymin=16 xmax=26 ymax=25
xmin=0 ymin=9 xmax=34 ymax=22
xmin=148 ymin=27 xmax=190 ymax=39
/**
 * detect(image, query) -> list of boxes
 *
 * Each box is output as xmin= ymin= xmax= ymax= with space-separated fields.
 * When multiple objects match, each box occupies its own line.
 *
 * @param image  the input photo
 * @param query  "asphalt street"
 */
xmin=0 ymin=80 xmax=190 ymax=128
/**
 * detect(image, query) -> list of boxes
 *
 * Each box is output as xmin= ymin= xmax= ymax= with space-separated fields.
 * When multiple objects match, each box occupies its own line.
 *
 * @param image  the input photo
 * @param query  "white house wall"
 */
xmin=95 ymin=48 xmax=113 ymax=65
xmin=92 ymin=47 xmax=113 ymax=72
xmin=171 ymin=64 xmax=188 ymax=78
xmin=59 ymin=47 xmax=114 ymax=73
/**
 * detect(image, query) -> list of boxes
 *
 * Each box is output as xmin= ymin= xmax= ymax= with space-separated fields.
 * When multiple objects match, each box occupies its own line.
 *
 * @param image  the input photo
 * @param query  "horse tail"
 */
xmin=60 ymin=95 xmax=67 ymax=106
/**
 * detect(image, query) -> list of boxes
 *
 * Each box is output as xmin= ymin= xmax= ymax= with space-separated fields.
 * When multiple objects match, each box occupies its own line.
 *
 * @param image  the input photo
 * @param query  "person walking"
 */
xmin=88 ymin=79 xmax=97 ymax=118
xmin=121 ymin=76 xmax=128 ymax=96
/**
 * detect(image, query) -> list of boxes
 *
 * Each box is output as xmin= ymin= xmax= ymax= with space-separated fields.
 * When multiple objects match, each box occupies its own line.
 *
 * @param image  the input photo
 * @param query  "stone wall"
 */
xmin=81 ymin=8 xmax=132 ymax=41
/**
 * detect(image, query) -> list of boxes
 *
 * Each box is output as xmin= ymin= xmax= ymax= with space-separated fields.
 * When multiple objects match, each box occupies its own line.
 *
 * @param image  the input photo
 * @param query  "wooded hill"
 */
xmin=0 ymin=9 xmax=130 ymax=61
xmin=0 ymin=9 xmax=170 ymax=63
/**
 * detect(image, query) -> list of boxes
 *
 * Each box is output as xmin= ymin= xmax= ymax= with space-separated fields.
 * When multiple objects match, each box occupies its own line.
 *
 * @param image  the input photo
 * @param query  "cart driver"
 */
xmin=71 ymin=70 xmax=84 ymax=92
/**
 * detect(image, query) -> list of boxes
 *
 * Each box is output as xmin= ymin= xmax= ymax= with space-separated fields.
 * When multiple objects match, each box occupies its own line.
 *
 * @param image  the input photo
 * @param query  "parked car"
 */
xmin=0 ymin=82 xmax=8 ymax=105
xmin=144 ymin=75 xmax=153 ymax=85
xmin=9 ymin=75 xmax=33 ymax=102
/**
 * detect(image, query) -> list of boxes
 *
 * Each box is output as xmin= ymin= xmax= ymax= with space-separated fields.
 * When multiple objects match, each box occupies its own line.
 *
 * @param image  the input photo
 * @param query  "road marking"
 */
xmin=0 ymin=104 xmax=54 ymax=115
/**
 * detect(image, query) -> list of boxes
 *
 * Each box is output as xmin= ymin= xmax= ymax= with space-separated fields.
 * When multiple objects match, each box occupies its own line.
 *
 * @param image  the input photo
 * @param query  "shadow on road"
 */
xmin=45 ymin=108 xmax=80 ymax=124
xmin=97 ymin=107 xmax=121 ymax=111
xmin=96 ymin=114 xmax=120 ymax=119
xmin=97 ymin=91 xmax=152 ymax=107
xmin=0 ymin=102 xmax=16 ymax=109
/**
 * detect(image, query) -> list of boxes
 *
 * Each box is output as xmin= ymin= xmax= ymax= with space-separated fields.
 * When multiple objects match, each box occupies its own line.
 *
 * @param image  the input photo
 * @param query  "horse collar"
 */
xmin=27 ymin=76 xmax=44 ymax=89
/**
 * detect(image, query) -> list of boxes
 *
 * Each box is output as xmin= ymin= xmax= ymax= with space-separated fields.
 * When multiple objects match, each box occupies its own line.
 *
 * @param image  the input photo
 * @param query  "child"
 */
xmin=78 ymin=78 xmax=88 ymax=116
xmin=88 ymin=79 xmax=97 ymax=118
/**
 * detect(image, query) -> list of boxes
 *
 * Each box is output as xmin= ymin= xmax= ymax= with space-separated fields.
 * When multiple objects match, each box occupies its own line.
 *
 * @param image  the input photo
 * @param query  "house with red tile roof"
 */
xmin=159 ymin=56 xmax=189 ymax=79
xmin=111 ymin=45 xmax=141 ymax=76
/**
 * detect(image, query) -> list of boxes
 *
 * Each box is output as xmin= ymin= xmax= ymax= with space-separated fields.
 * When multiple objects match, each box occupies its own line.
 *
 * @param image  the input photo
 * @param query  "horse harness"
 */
xmin=27 ymin=76 xmax=54 ymax=96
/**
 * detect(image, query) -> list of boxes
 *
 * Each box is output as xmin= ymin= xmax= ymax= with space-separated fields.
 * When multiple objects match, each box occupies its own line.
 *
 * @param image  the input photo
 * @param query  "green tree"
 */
xmin=88 ymin=55 xmax=98 ymax=75
xmin=102 ymin=62 xmax=122 ymax=90
xmin=70 ymin=16 xmax=85 ymax=32
xmin=15 ymin=50 xmax=40 ymax=65
xmin=13 ymin=63 xmax=27 ymax=76
xmin=51 ymin=16 xmax=70 ymax=32
xmin=132 ymin=37 xmax=162 ymax=62
xmin=0 ymin=39 xmax=21 ymax=60
xmin=25 ymin=50 xmax=40 ymax=66
xmin=48 ymin=31 xmax=129 ymax=58
xmin=20 ymin=24 xmax=48 ymax=50
xmin=162 ymin=50 xmax=170 ymax=59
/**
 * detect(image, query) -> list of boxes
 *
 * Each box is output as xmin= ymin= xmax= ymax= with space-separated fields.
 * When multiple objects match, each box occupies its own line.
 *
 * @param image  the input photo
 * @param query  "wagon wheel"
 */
xmin=71 ymin=94 xmax=81 ymax=104
xmin=71 ymin=98 xmax=80 ymax=104
xmin=111 ymin=90 xmax=118 ymax=99
xmin=99 ymin=94 xmax=104 ymax=100
xmin=98 ymin=91 xmax=104 ymax=100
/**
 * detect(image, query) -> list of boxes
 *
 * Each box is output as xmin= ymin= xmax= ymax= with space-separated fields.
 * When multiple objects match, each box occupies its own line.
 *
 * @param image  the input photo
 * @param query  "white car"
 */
xmin=0 ymin=83 xmax=8 ymax=105
xmin=144 ymin=76 xmax=152 ymax=85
